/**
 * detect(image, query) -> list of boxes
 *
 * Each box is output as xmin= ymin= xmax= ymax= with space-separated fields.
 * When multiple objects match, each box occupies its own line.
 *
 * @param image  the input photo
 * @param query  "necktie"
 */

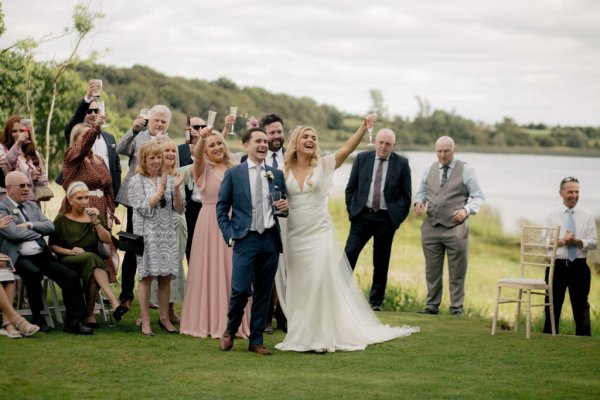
xmin=271 ymin=153 xmax=278 ymax=170
xmin=441 ymin=166 xmax=449 ymax=187
xmin=254 ymin=166 xmax=265 ymax=234
xmin=372 ymin=158 xmax=385 ymax=212
xmin=566 ymin=208 xmax=577 ymax=261
xmin=18 ymin=204 xmax=46 ymax=248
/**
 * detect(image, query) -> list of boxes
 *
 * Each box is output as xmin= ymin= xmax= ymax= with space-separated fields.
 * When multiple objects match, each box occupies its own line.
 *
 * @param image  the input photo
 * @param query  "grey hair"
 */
xmin=150 ymin=104 xmax=172 ymax=122
xmin=376 ymin=128 xmax=396 ymax=143
xmin=66 ymin=181 xmax=89 ymax=199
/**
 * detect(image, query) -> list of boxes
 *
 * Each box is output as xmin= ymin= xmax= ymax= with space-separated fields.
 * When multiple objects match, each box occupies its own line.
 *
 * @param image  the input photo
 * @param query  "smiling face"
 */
xmin=162 ymin=142 xmax=177 ymax=169
xmin=265 ymin=121 xmax=284 ymax=152
xmin=296 ymin=128 xmax=318 ymax=157
xmin=244 ymin=130 xmax=269 ymax=164
xmin=148 ymin=112 xmax=170 ymax=136
xmin=560 ymin=181 xmax=579 ymax=209
xmin=84 ymin=101 xmax=100 ymax=124
xmin=205 ymin=134 xmax=226 ymax=163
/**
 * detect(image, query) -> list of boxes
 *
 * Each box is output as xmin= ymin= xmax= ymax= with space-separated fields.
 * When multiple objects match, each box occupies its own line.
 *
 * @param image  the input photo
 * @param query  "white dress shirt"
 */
xmin=266 ymin=149 xmax=284 ymax=171
xmin=247 ymin=159 xmax=275 ymax=231
xmin=545 ymin=205 xmax=598 ymax=260
xmin=7 ymin=197 xmax=44 ymax=256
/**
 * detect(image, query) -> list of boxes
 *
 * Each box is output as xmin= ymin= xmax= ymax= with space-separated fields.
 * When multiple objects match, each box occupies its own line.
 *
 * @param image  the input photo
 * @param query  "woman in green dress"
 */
xmin=49 ymin=181 xmax=126 ymax=327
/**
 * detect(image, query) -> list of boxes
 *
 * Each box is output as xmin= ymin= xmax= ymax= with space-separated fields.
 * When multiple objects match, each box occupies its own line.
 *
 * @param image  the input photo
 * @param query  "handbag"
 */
xmin=117 ymin=231 xmax=144 ymax=255
xmin=34 ymin=185 xmax=54 ymax=202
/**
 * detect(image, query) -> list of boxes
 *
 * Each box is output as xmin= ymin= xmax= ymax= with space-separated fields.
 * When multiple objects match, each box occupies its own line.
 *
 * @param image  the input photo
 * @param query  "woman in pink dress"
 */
xmin=180 ymin=121 xmax=250 ymax=339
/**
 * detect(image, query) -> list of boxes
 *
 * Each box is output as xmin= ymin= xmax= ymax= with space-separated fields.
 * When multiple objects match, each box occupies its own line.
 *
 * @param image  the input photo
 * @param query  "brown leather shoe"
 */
xmin=219 ymin=332 xmax=234 ymax=351
xmin=248 ymin=344 xmax=272 ymax=356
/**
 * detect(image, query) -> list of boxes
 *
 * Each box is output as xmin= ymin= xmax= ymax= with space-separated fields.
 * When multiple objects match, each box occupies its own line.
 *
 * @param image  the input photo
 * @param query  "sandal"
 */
xmin=11 ymin=317 xmax=40 ymax=337
xmin=1 ymin=322 xmax=22 ymax=339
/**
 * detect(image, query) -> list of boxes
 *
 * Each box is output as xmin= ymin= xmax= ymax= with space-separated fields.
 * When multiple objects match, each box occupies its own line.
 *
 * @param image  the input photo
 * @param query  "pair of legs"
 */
xmin=344 ymin=209 xmax=397 ymax=307
xmin=543 ymin=259 xmax=591 ymax=336
xmin=138 ymin=275 xmax=176 ymax=335
xmin=119 ymin=206 xmax=136 ymax=307
xmin=421 ymin=222 xmax=469 ymax=314
xmin=85 ymin=268 xmax=120 ymax=323
xmin=227 ymin=230 xmax=279 ymax=346
xmin=0 ymin=281 xmax=35 ymax=336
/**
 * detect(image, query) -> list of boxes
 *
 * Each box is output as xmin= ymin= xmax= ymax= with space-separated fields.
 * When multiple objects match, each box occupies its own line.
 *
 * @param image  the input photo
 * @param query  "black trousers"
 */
xmin=119 ymin=206 xmax=137 ymax=303
xmin=184 ymin=200 xmax=202 ymax=264
xmin=15 ymin=248 xmax=87 ymax=323
xmin=543 ymin=259 xmax=591 ymax=336
xmin=344 ymin=208 xmax=397 ymax=307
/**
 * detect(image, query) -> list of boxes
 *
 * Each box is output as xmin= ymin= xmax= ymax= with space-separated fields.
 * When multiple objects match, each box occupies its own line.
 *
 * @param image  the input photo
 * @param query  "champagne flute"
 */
xmin=91 ymin=79 xmax=102 ymax=98
xmin=270 ymin=191 xmax=282 ymax=215
xmin=229 ymin=106 xmax=238 ymax=136
xmin=207 ymin=110 xmax=217 ymax=129
xmin=366 ymin=113 xmax=377 ymax=147
xmin=96 ymin=99 xmax=109 ymax=128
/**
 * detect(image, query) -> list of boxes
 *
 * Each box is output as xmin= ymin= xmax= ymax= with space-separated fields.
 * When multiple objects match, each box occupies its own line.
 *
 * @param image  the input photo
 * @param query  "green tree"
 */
xmin=369 ymin=89 xmax=388 ymax=119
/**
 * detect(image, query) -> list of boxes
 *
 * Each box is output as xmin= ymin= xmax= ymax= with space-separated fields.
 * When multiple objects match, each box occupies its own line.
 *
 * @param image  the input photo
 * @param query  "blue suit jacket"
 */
xmin=216 ymin=162 xmax=286 ymax=252
xmin=0 ymin=197 xmax=55 ymax=264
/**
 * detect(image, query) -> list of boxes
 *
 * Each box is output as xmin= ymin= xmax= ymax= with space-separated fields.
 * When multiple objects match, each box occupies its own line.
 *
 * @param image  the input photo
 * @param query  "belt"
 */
xmin=88 ymin=189 xmax=104 ymax=197
xmin=364 ymin=207 xmax=388 ymax=214
xmin=555 ymin=258 xmax=586 ymax=267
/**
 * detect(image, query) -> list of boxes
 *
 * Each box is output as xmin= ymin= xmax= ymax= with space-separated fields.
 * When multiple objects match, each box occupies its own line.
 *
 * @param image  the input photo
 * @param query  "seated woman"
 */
xmin=49 ymin=182 xmax=126 ymax=328
xmin=0 ymin=214 xmax=39 ymax=338
xmin=0 ymin=115 xmax=48 ymax=201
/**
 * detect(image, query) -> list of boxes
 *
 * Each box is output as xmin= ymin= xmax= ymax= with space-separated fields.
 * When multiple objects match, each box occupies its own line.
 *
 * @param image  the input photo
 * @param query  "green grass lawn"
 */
xmin=8 ymin=186 xmax=598 ymax=399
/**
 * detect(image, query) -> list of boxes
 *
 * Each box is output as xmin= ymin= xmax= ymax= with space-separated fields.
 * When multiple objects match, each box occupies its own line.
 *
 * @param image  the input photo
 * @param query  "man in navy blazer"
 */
xmin=0 ymin=172 xmax=91 ymax=334
xmin=57 ymin=80 xmax=121 ymax=198
xmin=344 ymin=129 xmax=412 ymax=310
xmin=216 ymin=127 xmax=288 ymax=355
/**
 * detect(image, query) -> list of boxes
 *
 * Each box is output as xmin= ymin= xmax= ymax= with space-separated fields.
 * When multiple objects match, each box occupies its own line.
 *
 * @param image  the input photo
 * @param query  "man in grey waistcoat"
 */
xmin=414 ymin=136 xmax=485 ymax=316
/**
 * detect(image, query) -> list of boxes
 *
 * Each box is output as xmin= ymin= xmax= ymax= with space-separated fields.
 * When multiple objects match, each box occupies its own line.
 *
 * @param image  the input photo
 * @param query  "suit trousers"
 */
xmin=421 ymin=221 xmax=469 ymax=313
xmin=344 ymin=208 xmax=397 ymax=307
xmin=227 ymin=228 xmax=280 ymax=345
xmin=15 ymin=248 xmax=87 ymax=323
xmin=119 ymin=205 xmax=137 ymax=302
xmin=543 ymin=259 xmax=591 ymax=336
xmin=184 ymin=200 xmax=202 ymax=264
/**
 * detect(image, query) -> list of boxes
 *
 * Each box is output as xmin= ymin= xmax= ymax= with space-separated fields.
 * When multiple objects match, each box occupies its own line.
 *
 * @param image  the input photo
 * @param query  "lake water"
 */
xmin=330 ymin=151 xmax=600 ymax=233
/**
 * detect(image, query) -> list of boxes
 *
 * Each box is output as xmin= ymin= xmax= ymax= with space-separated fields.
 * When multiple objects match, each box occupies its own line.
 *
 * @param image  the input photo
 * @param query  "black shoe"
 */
xmin=158 ymin=319 xmax=179 ymax=334
xmin=371 ymin=305 xmax=383 ymax=312
xmin=113 ymin=305 xmax=129 ymax=322
xmin=63 ymin=321 xmax=93 ymax=335
xmin=84 ymin=322 xmax=101 ymax=329
xmin=451 ymin=310 xmax=464 ymax=316
xmin=417 ymin=308 xmax=439 ymax=315
xmin=32 ymin=317 xmax=51 ymax=333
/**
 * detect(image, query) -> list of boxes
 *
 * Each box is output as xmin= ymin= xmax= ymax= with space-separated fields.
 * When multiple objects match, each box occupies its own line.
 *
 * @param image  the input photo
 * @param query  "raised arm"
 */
xmin=334 ymin=114 xmax=376 ymax=169
xmin=191 ymin=127 xmax=212 ymax=179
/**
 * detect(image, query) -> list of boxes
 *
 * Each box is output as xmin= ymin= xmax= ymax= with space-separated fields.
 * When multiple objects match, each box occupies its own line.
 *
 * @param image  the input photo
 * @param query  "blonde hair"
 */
xmin=66 ymin=181 xmax=89 ymax=199
xmin=205 ymin=132 xmax=234 ymax=168
xmin=135 ymin=142 xmax=163 ymax=176
xmin=69 ymin=123 xmax=102 ymax=165
xmin=158 ymin=137 xmax=178 ymax=176
xmin=284 ymin=126 xmax=320 ymax=187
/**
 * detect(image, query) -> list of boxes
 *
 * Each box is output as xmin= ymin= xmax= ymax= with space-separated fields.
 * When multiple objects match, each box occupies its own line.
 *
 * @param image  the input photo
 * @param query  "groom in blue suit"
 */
xmin=216 ymin=127 xmax=288 ymax=355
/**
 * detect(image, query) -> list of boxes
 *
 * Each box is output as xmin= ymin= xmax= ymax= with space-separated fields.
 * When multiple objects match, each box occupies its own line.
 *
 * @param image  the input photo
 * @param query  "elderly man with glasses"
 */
xmin=544 ymin=176 xmax=597 ymax=336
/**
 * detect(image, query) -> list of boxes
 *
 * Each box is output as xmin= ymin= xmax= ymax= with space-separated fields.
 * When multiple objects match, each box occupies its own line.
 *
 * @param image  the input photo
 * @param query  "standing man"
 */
xmin=344 ymin=129 xmax=412 ymax=311
xmin=544 ymin=177 xmax=597 ymax=336
xmin=0 ymin=171 xmax=92 ymax=334
xmin=116 ymin=104 xmax=171 ymax=312
xmin=178 ymin=116 xmax=207 ymax=264
xmin=414 ymin=136 xmax=485 ymax=316
xmin=58 ymin=80 xmax=121 ymax=199
xmin=216 ymin=127 xmax=288 ymax=355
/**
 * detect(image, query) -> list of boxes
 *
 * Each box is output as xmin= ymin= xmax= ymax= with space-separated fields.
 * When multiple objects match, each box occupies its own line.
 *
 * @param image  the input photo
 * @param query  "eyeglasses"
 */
xmin=8 ymin=183 xmax=32 ymax=189
xmin=192 ymin=125 xmax=207 ymax=131
xmin=86 ymin=108 xmax=100 ymax=115
xmin=561 ymin=176 xmax=579 ymax=185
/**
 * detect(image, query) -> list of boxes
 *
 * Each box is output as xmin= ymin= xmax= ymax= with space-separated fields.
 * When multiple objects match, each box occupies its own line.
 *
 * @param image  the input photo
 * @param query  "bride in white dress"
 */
xmin=275 ymin=116 xmax=419 ymax=353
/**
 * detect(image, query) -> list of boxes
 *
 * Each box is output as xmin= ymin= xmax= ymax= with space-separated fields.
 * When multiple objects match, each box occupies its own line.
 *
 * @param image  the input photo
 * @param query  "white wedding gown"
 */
xmin=275 ymin=154 xmax=419 ymax=353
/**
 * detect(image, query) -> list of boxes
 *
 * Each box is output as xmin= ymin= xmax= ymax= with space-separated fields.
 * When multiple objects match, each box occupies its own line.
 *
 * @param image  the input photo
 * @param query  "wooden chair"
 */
xmin=491 ymin=224 xmax=560 ymax=339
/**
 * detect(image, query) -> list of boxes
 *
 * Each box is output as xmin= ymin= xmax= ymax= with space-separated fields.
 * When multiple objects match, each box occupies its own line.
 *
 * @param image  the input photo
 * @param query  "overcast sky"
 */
xmin=3 ymin=0 xmax=600 ymax=126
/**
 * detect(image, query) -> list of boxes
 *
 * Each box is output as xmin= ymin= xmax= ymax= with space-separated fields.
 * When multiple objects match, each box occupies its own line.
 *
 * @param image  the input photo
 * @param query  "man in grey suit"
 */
xmin=344 ymin=129 xmax=412 ymax=311
xmin=116 ymin=104 xmax=171 ymax=309
xmin=0 ymin=172 xmax=91 ymax=334
xmin=414 ymin=136 xmax=485 ymax=316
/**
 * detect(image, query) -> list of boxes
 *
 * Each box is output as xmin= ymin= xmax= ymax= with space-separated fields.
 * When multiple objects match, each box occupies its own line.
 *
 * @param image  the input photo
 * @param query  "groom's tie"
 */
xmin=254 ymin=165 xmax=265 ymax=234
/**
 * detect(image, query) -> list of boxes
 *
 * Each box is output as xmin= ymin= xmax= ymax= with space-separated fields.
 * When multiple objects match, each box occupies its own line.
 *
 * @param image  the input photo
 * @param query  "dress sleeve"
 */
xmin=128 ymin=175 xmax=155 ymax=218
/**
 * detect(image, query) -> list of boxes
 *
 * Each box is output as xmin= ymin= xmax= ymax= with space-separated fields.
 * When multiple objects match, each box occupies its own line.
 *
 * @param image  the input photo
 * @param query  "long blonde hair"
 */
xmin=284 ymin=126 xmax=321 ymax=187
xmin=158 ymin=137 xmax=178 ymax=176
xmin=206 ymin=131 xmax=234 ymax=168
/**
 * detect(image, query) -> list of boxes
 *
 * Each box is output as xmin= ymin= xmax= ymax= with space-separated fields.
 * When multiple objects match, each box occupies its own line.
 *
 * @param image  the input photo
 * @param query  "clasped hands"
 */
xmin=559 ymin=231 xmax=580 ymax=248
xmin=414 ymin=203 xmax=468 ymax=223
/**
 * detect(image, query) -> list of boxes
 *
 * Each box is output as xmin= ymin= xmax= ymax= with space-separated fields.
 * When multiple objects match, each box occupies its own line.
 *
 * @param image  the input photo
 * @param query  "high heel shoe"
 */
xmin=158 ymin=319 xmax=179 ymax=334
xmin=140 ymin=322 xmax=154 ymax=337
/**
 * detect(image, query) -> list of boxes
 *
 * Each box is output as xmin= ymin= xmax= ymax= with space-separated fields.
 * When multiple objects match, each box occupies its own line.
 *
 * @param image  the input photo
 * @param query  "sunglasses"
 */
xmin=86 ymin=108 xmax=100 ymax=115
xmin=192 ymin=125 xmax=207 ymax=131
xmin=9 ymin=183 xmax=32 ymax=189
xmin=561 ymin=176 xmax=579 ymax=185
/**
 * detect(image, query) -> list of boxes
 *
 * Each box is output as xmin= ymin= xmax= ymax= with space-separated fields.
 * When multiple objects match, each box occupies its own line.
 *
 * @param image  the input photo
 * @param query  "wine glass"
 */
xmin=96 ymin=99 xmax=109 ymax=128
xmin=228 ymin=106 xmax=238 ymax=136
xmin=91 ymin=79 xmax=102 ymax=98
xmin=207 ymin=110 xmax=217 ymax=129
xmin=270 ymin=191 xmax=283 ymax=215
xmin=366 ymin=113 xmax=377 ymax=147
xmin=140 ymin=108 xmax=151 ymax=128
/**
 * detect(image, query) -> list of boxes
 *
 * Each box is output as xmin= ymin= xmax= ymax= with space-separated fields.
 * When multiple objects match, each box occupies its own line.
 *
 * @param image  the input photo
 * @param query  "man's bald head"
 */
xmin=5 ymin=171 xmax=31 ymax=203
xmin=435 ymin=136 xmax=455 ymax=166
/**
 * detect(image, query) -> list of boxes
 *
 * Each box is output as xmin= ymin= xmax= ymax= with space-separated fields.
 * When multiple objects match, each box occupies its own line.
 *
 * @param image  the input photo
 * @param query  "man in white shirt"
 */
xmin=544 ymin=176 xmax=597 ymax=336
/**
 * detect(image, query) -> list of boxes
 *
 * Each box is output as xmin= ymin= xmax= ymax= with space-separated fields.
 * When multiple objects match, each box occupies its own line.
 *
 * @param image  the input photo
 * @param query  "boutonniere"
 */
xmin=266 ymin=171 xmax=274 ymax=182
xmin=12 ymin=208 xmax=19 ymax=216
